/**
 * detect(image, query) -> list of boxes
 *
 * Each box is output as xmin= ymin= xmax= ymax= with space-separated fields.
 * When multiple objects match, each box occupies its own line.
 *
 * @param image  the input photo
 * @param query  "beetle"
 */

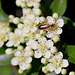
xmin=38 ymin=24 xmax=55 ymax=29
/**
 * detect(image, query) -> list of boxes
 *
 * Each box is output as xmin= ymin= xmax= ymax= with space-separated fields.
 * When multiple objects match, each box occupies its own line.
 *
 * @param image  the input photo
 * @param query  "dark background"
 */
xmin=1 ymin=0 xmax=75 ymax=21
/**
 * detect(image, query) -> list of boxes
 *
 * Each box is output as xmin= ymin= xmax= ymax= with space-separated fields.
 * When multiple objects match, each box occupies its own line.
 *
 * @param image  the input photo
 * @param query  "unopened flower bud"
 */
xmin=40 ymin=30 xmax=44 ymax=34
xmin=27 ymin=51 xmax=34 ymax=57
xmin=53 ymin=13 xmax=58 ymax=19
xmin=17 ymin=45 xmax=24 ymax=50
xmin=35 ymin=34 xmax=41 ymax=39
xmin=21 ymin=2 xmax=26 ymax=8
xmin=41 ymin=58 xmax=48 ymax=64
xmin=5 ymin=48 xmax=13 ymax=55
xmin=16 ymin=0 xmax=22 ymax=6
xmin=9 ymin=15 xmax=14 ymax=23
xmin=50 ymin=46 xmax=57 ymax=54
xmin=61 ymin=69 xmax=67 ymax=75
xmin=52 ymin=35 xmax=60 ymax=43
xmin=69 ymin=71 xmax=75 ymax=75
xmin=42 ymin=66 xmax=49 ymax=74
xmin=20 ymin=38 xmax=25 ymax=43
xmin=18 ymin=23 xmax=24 ymax=29
xmin=13 ymin=17 xmax=20 ymax=24
xmin=18 ymin=69 xmax=23 ymax=74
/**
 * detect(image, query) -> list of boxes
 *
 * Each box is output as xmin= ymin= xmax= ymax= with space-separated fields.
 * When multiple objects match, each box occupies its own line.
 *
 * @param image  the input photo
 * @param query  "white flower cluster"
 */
xmin=4 ymin=0 xmax=69 ymax=74
xmin=0 ymin=22 xmax=11 ymax=47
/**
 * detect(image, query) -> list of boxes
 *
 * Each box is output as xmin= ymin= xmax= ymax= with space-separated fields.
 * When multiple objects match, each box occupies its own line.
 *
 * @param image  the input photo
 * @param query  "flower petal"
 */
xmin=55 ymin=67 xmax=61 ymax=74
xmin=26 ymin=57 xmax=32 ymax=63
xmin=34 ymin=51 xmax=42 ymax=58
xmin=6 ymin=41 xmax=13 ymax=47
xmin=56 ymin=19 xmax=64 ymax=27
xmin=55 ymin=28 xmax=62 ymax=34
xmin=61 ymin=59 xmax=69 ymax=67
xmin=46 ymin=63 xmax=54 ymax=72
xmin=19 ymin=63 xmax=26 ymax=70
xmin=46 ymin=16 xmax=55 ymax=25
xmin=46 ymin=40 xmax=54 ymax=48
xmin=44 ymin=50 xmax=51 ymax=58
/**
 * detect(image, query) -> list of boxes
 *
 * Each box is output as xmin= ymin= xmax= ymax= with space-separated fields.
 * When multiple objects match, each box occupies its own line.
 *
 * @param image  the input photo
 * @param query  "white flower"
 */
xmin=11 ymin=57 xmax=19 ymax=66
xmin=6 ymin=28 xmax=22 ymax=47
xmin=19 ymin=57 xmax=32 ymax=70
xmin=34 ymin=39 xmax=53 ymax=58
xmin=46 ymin=16 xmax=64 ymax=38
xmin=46 ymin=52 xmax=69 ymax=74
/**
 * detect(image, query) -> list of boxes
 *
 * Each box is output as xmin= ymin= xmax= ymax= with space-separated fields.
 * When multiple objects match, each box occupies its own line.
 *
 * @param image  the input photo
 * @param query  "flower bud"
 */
xmin=42 ymin=66 xmax=49 ymax=74
xmin=13 ymin=17 xmax=20 ymax=24
xmin=41 ymin=58 xmax=48 ymax=64
xmin=6 ymin=27 xmax=11 ymax=33
xmin=5 ymin=48 xmax=13 ymax=55
xmin=27 ymin=50 xmax=34 ymax=57
xmin=40 ymin=30 xmax=44 ymax=34
xmin=39 ymin=17 xmax=45 ymax=22
xmin=69 ymin=71 xmax=75 ymax=75
xmin=53 ymin=13 xmax=58 ymax=19
xmin=35 ymin=34 xmax=41 ymax=39
xmin=21 ymin=2 xmax=26 ymax=8
xmin=50 ymin=46 xmax=57 ymax=54
xmin=20 ymin=38 xmax=25 ymax=43
xmin=25 ymin=63 xmax=31 ymax=70
xmin=16 ymin=0 xmax=22 ymax=6
xmin=9 ymin=15 xmax=14 ymax=23
xmin=52 ymin=35 xmax=60 ymax=43
xmin=61 ymin=69 xmax=67 ymax=75
xmin=18 ymin=23 xmax=24 ymax=29
xmin=17 ymin=45 xmax=24 ymax=50
xmin=18 ymin=69 xmax=23 ymax=74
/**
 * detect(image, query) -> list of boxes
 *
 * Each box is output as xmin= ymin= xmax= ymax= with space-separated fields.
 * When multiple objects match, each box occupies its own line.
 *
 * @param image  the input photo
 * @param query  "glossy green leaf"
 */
xmin=66 ymin=45 xmax=75 ymax=64
xmin=46 ymin=72 xmax=56 ymax=75
xmin=0 ymin=0 xmax=8 ymax=22
xmin=0 ymin=54 xmax=13 ymax=66
xmin=50 ymin=0 xmax=67 ymax=16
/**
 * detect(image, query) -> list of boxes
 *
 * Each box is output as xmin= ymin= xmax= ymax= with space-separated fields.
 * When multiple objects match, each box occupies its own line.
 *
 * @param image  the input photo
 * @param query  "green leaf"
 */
xmin=0 ymin=65 xmax=17 ymax=75
xmin=46 ymin=72 xmax=56 ymax=75
xmin=50 ymin=0 xmax=67 ymax=16
xmin=66 ymin=45 xmax=75 ymax=64
xmin=0 ymin=0 xmax=9 ymax=22
xmin=68 ymin=56 xmax=75 ymax=64
xmin=0 ymin=54 xmax=13 ymax=66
